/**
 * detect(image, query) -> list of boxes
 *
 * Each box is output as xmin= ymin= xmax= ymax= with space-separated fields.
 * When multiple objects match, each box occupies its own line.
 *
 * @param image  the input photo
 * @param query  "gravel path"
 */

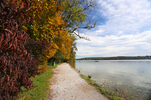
xmin=47 ymin=63 xmax=108 ymax=100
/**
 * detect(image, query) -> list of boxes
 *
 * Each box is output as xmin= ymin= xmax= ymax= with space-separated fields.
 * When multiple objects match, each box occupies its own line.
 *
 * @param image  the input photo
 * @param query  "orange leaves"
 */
xmin=38 ymin=61 xmax=47 ymax=73
xmin=38 ymin=6 xmax=42 ymax=12
xmin=26 ymin=0 xmax=73 ymax=63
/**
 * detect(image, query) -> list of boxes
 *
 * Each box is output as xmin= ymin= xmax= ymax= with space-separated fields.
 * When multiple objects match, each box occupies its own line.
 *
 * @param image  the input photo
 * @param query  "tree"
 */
xmin=26 ymin=0 xmax=71 ymax=61
xmin=25 ymin=0 xmax=73 ymax=70
xmin=59 ymin=0 xmax=97 ymax=40
xmin=69 ymin=34 xmax=77 ymax=68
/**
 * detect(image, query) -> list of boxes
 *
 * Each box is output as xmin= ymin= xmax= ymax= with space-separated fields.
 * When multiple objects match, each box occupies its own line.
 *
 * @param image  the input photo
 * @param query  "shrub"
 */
xmin=88 ymin=75 xmax=92 ymax=79
xmin=25 ymin=35 xmax=51 ymax=73
xmin=0 ymin=0 xmax=38 ymax=99
xmin=38 ymin=61 xmax=48 ymax=73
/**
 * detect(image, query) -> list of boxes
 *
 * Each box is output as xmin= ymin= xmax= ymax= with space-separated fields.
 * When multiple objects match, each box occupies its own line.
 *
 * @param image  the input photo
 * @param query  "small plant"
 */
xmin=88 ymin=75 xmax=91 ymax=79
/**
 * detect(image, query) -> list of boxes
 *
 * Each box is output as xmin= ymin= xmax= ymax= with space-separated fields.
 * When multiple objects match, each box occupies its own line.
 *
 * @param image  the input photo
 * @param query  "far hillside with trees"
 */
xmin=76 ymin=56 xmax=151 ymax=60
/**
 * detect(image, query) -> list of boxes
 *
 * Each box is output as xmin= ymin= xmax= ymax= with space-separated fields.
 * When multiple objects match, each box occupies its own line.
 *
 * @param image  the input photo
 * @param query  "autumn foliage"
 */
xmin=0 ymin=0 xmax=38 ymax=99
xmin=26 ymin=0 xmax=72 ymax=70
xmin=0 ymin=0 xmax=75 ymax=99
xmin=25 ymin=36 xmax=50 ymax=73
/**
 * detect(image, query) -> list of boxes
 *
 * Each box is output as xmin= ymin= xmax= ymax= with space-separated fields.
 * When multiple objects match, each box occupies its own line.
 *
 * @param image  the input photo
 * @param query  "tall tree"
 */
xmin=26 ymin=0 xmax=72 ymax=63
xmin=69 ymin=34 xmax=77 ymax=68
xmin=59 ymin=0 xmax=97 ymax=40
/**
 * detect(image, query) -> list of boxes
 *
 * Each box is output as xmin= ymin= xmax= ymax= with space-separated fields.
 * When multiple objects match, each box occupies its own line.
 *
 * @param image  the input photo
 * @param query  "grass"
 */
xmin=80 ymin=74 xmax=125 ymax=100
xmin=47 ymin=63 xmax=59 ymax=69
xmin=18 ymin=63 xmax=59 ymax=100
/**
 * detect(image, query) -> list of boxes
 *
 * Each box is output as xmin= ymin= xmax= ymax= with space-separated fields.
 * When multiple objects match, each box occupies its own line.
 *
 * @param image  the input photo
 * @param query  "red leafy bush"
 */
xmin=25 ymin=35 xmax=51 ymax=64
xmin=25 ymin=36 xmax=51 ymax=73
xmin=0 ymin=0 xmax=38 ymax=99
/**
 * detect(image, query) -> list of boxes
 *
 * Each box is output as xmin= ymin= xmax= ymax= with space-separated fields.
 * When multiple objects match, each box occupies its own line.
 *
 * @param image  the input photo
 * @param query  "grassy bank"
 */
xmin=18 ymin=63 xmax=59 ymax=100
xmin=80 ymin=74 xmax=124 ymax=100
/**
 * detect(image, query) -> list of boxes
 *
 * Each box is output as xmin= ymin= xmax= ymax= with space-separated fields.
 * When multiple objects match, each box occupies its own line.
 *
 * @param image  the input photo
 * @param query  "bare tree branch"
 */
xmin=61 ymin=0 xmax=97 ymax=40
xmin=72 ymin=31 xmax=90 ymax=41
xmin=69 ymin=21 xmax=96 ymax=39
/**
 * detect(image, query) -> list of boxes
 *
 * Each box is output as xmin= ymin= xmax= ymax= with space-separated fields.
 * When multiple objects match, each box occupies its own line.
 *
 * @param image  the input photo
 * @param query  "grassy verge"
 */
xmin=80 ymin=74 xmax=124 ymax=100
xmin=18 ymin=63 xmax=60 ymax=100
xmin=47 ymin=63 xmax=59 ymax=69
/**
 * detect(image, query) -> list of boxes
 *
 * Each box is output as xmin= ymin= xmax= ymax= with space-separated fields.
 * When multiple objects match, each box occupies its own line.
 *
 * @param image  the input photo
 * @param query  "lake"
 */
xmin=75 ymin=60 xmax=151 ymax=100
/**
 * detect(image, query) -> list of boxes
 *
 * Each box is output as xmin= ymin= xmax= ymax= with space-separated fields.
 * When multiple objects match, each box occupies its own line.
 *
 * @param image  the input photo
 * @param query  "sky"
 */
xmin=76 ymin=0 xmax=151 ymax=58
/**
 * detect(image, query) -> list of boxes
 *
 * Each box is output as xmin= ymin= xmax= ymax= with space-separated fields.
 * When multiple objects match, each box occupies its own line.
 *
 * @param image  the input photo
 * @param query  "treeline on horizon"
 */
xmin=76 ymin=56 xmax=151 ymax=60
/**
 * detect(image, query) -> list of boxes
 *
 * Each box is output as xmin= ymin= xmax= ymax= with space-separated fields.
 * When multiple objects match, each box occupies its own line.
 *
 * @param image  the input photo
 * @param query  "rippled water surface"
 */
xmin=75 ymin=60 xmax=151 ymax=100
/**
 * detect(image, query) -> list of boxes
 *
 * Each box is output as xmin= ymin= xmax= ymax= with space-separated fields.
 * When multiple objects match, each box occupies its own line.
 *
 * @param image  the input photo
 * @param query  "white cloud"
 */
xmin=76 ymin=31 xmax=151 ymax=57
xmin=95 ymin=0 xmax=151 ymax=35
xmin=76 ymin=0 xmax=151 ymax=58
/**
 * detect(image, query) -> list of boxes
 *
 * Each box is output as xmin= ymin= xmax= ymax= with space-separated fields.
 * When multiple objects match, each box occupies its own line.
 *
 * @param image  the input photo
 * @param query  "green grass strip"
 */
xmin=80 ymin=74 xmax=125 ymax=100
xmin=18 ymin=63 xmax=59 ymax=100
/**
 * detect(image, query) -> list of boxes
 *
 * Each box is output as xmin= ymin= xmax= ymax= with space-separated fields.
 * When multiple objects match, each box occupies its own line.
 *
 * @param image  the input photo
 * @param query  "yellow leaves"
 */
xmin=59 ymin=5 xmax=64 ymax=11
xmin=27 ymin=0 xmax=73 ymax=62
xmin=38 ymin=61 xmax=48 ymax=73
xmin=22 ymin=25 xmax=28 ymax=32
xmin=45 ymin=3 xmax=48 ymax=6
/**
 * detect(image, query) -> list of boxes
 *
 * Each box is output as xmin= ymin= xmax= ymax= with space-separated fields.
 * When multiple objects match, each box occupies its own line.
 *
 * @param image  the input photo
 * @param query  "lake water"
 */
xmin=75 ymin=60 xmax=151 ymax=100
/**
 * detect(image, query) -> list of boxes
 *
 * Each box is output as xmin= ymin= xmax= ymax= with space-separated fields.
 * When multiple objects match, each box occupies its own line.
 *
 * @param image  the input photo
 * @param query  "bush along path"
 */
xmin=47 ymin=63 xmax=108 ymax=100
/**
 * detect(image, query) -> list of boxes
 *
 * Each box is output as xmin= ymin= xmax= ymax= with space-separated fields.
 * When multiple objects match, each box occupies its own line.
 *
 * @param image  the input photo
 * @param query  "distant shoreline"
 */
xmin=76 ymin=56 xmax=151 ymax=60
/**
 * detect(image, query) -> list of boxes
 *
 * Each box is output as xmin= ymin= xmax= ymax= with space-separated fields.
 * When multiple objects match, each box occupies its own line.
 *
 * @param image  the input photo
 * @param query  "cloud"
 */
xmin=76 ymin=0 xmax=151 ymax=58
xmin=76 ymin=30 xmax=151 ymax=57
xmin=95 ymin=0 xmax=151 ymax=35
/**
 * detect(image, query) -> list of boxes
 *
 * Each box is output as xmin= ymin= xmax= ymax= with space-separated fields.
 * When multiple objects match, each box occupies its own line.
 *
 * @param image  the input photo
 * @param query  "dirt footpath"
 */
xmin=47 ymin=63 xmax=108 ymax=100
